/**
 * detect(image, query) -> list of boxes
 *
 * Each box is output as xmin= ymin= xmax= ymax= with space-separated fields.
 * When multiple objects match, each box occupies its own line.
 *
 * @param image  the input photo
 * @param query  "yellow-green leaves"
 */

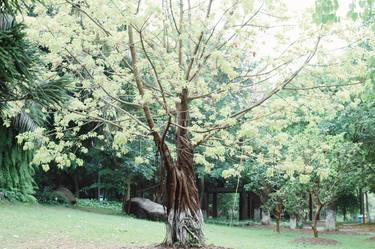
xmin=238 ymin=123 xmax=258 ymax=138
xmin=112 ymin=131 xmax=129 ymax=154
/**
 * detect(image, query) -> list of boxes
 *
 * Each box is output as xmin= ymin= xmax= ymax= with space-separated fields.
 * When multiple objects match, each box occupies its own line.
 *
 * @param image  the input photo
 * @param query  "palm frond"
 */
xmin=12 ymin=111 xmax=37 ymax=132
xmin=0 ymin=12 xmax=15 ymax=30
xmin=0 ymin=20 xmax=71 ymax=111
xmin=29 ymin=77 xmax=71 ymax=108
xmin=0 ymin=0 xmax=40 ymax=14
xmin=0 ymin=23 xmax=36 ymax=90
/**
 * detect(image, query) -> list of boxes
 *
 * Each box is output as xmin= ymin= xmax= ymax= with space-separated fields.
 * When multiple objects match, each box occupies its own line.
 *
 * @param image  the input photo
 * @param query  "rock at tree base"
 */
xmin=52 ymin=187 xmax=76 ymax=205
xmin=125 ymin=197 xmax=167 ymax=221
xmin=325 ymin=209 xmax=336 ymax=231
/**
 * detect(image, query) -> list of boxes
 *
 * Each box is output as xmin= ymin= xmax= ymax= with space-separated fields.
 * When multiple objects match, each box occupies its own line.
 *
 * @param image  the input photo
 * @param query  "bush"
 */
xmin=0 ymin=188 xmax=36 ymax=202
xmin=36 ymin=186 xmax=76 ymax=205
xmin=77 ymin=199 xmax=122 ymax=214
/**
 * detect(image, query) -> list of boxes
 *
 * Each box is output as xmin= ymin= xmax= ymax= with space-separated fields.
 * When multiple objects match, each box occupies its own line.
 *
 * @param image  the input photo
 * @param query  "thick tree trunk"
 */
xmin=128 ymin=5 xmax=206 ymax=243
xmin=311 ymin=204 xmax=323 ymax=238
xmin=161 ymin=88 xmax=204 ymax=246
xmin=162 ymin=136 xmax=204 ymax=246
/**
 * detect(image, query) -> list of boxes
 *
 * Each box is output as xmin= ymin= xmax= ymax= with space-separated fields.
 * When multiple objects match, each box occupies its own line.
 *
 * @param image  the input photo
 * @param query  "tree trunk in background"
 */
xmin=361 ymin=189 xmax=366 ymax=224
xmin=275 ymin=203 xmax=282 ymax=233
xmin=311 ymin=204 xmax=323 ymax=238
xmin=275 ymin=218 xmax=280 ymax=233
xmin=122 ymin=175 xmax=132 ymax=213
xmin=309 ymin=193 xmax=313 ymax=221
xmin=365 ymin=192 xmax=371 ymax=223
xmin=359 ymin=188 xmax=364 ymax=223
xmin=73 ymin=169 xmax=80 ymax=197
xmin=199 ymin=176 xmax=205 ymax=204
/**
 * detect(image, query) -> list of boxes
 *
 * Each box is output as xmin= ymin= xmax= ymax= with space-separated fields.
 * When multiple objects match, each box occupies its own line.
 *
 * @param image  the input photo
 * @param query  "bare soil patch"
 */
xmin=293 ymin=237 xmax=338 ymax=246
xmin=127 ymin=245 xmax=231 ymax=249
xmin=12 ymin=238 xmax=229 ymax=249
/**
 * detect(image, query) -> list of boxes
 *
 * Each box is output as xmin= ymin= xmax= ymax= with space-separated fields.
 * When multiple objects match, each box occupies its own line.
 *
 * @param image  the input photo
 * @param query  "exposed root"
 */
xmin=164 ymin=209 xmax=205 ymax=247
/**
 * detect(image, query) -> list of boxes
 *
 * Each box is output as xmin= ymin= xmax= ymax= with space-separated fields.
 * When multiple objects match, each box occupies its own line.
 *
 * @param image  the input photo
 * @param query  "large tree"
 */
xmin=20 ymin=0 xmax=353 ymax=246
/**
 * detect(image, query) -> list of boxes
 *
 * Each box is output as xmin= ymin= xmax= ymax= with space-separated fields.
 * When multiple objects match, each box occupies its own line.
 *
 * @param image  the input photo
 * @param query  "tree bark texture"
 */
xmin=275 ymin=203 xmax=282 ymax=233
xmin=311 ymin=204 xmax=323 ymax=238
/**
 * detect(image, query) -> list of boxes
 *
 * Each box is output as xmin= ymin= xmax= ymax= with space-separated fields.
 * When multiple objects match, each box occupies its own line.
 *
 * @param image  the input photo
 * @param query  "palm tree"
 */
xmin=0 ymin=1 xmax=69 ymax=201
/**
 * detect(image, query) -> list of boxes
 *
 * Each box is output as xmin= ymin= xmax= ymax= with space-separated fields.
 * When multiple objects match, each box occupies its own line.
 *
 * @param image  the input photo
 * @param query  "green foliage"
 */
xmin=313 ymin=0 xmax=339 ymax=24
xmin=76 ymin=198 xmax=122 ymax=215
xmin=0 ymin=23 xmax=34 ymax=84
xmin=0 ymin=123 xmax=35 ymax=201
xmin=336 ymin=192 xmax=359 ymax=220
xmin=0 ymin=0 xmax=39 ymax=13
xmin=0 ymin=15 xmax=70 ymax=114
xmin=35 ymin=186 xmax=75 ymax=205
xmin=205 ymin=217 xmax=258 ymax=227
xmin=348 ymin=0 xmax=375 ymax=25
xmin=0 ymin=188 xmax=36 ymax=202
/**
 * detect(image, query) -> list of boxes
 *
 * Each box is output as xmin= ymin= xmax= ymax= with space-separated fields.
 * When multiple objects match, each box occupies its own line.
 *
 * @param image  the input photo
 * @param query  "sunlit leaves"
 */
xmin=313 ymin=0 xmax=339 ymax=24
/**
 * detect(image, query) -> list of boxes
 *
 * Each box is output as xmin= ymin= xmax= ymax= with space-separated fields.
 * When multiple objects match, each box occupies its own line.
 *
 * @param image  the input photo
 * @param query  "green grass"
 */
xmin=0 ymin=202 xmax=374 ymax=249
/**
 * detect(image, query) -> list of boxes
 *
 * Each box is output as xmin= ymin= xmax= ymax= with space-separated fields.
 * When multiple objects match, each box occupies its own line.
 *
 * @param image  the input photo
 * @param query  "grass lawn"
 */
xmin=0 ymin=202 xmax=374 ymax=249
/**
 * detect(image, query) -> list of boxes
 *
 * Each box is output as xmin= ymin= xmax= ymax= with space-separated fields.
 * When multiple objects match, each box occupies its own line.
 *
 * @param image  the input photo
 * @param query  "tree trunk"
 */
xmin=308 ymin=193 xmax=313 ymax=221
xmin=366 ymin=192 xmax=371 ymax=223
xmin=275 ymin=218 xmax=280 ymax=233
xmin=160 ymin=92 xmax=204 ymax=246
xmin=275 ymin=204 xmax=281 ymax=233
xmin=162 ymin=136 xmax=204 ymax=246
xmin=362 ymin=190 xmax=366 ymax=224
xmin=122 ymin=175 xmax=131 ymax=213
xmin=73 ymin=169 xmax=80 ymax=198
xmin=343 ymin=206 xmax=347 ymax=222
xmin=127 ymin=17 xmax=204 ymax=246
xmin=311 ymin=204 xmax=323 ymax=238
